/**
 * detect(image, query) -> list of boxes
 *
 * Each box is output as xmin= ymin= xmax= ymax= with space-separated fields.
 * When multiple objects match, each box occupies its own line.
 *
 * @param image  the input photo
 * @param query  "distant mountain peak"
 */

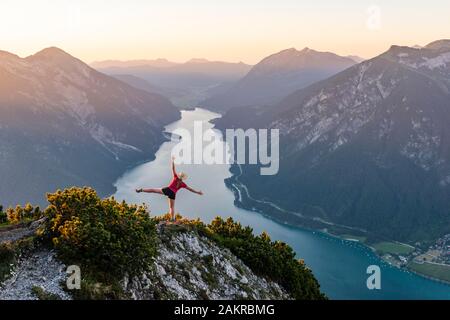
xmin=202 ymin=47 xmax=356 ymax=112
xmin=274 ymin=47 xmax=311 ymax=56
xmin=381 ymin=42 xmax=450 ymax=73
xmin=387 ymin=44 xmax=411 ymax=52
xmin=153 ymin=58 xmax=170 ymax=62
xmin=346 ymin=55 xmax=366 ymax=63
xmin=386 ymin=41 xmax=450 ymax=56
xmin=90 ymin=58 xmax=178 ymax=69
xmin=258 ymin=46 xmax=355 ymax=68
xmin=425 ymin=39 xmax=450 ymax=51
xmin=30 ymin=46 xmax=72 ymax=58
xmin=186 ymin=58 xmax=210 ymax=64
xmin=0 ymin=50 xmax=20 ymax=60
xmin=25 ymin=47 xmax=86 ymax=67
xmin=282 ymin=47 xmax=299 ymax=52
xmin=382 ymin=45 xmax=421 ymax=59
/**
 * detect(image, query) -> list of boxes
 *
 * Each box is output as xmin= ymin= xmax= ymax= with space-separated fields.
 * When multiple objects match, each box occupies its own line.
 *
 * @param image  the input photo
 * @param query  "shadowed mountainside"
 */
xmin=215 ymin=40 xmax=450 ymax=242
xmin=0 ymin=47 xmax=180 ymax=206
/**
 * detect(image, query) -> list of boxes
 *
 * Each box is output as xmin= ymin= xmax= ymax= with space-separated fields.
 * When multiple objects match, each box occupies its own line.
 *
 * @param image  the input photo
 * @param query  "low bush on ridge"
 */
xmin=42 ymin=187 xmax=157 ymax=279
xmin=0 ymin=205 xmax=6 ymax=224
xmin=199 ymin=217 xmax=326 ymax=300
xmin=0 ymin=203 xmax=42 ymax=225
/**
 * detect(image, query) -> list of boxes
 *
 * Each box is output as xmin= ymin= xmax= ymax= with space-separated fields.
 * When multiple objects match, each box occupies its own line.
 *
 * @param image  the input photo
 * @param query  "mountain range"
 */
xmin=91 ymin=58 xmax=179 ymax=69
xmin=92 ymin=59 xmax=252 ymax=108
xmin=202 ymin=48 xmax=357 ymax=113
xmin=3 ymin=41 xmax=450 ymax=242
xmin=215 ymin=40 xmax=450 ymax=242
xmin=0 ymin=47 xmax=180 ymax=206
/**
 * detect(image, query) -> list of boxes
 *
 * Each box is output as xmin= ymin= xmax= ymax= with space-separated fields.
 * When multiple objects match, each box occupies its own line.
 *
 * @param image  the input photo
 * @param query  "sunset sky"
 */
xmin=1 ymin=0 xmax=449 ymax=64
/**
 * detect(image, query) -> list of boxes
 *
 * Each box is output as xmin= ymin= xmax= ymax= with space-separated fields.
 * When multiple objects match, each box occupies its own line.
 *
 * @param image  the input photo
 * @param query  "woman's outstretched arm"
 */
xmin=171 ymin=156 xmax=177 ymax=177
xmin=185 ymin=186 xmax=203 ymax=195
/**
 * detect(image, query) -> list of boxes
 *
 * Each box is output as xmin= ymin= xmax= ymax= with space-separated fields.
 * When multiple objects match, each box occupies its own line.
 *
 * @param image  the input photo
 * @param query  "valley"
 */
xmin=1 ymin=39 xmax=450 ymax=299
xmin=1 ymin=0 xmax=450 ymax=303
xmin=114 ymin=107 xmax=450 ymax=299
xmin=212 ymin=40 xmax=450 ymax=245
xmin=92 ymin=58 xmax=252 ymax=108
xmin=225 ymin=157 xmax=450 ymax=284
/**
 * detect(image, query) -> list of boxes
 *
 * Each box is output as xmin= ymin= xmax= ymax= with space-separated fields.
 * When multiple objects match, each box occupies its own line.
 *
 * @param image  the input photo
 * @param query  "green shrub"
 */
xmin=31 ymin=286 xmax=61 ymax=300
xmin=0 ymin=205 xmax=6 ymax=224
xmin=6 ymin=206 xmax=21 ymax=224
xmin=5 ymin=203 xmax=42 ymax=224
xmin=43 ymin=187 xmax=157 ymax=279
xmin=67 ymin=276 xmax=129 ymax=300
xmin=0 ymin=243 xmax=15 ymax=282
xmin=204 ymin=217 xmax=326 ymax=300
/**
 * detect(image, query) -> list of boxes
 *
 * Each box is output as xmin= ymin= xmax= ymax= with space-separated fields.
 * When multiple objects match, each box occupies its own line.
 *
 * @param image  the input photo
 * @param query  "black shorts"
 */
xmin=162 ymin=187 xmax=176 ymax=200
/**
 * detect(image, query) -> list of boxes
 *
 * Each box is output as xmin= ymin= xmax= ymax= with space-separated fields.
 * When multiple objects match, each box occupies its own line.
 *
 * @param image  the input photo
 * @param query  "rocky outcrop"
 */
xmin=0 ymin=223 xmax=291 ymax=300
xmin=0 ymin=219 xmax=70 ymax=300
xmin=123 ymin=224 xmax=290 ymax=300
xmin=0 ymin=249 xmax=70 ymax=300
xmin=0 ymin=218 xmax=45 ymax=243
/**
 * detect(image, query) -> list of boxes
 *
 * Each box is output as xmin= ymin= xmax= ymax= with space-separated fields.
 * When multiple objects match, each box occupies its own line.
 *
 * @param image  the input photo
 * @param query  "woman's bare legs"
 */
xmin=138 ymin=188 xmax=163 ymax=194
xmin=168 ymin=198 xmax=175 ymax=221
xmin=136 ymin=188 xmax=176 ymax=222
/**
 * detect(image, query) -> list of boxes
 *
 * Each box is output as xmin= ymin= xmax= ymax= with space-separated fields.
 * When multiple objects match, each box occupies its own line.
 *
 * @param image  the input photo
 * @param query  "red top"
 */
xmin=168 ymin=177 xmax=187 ymax=193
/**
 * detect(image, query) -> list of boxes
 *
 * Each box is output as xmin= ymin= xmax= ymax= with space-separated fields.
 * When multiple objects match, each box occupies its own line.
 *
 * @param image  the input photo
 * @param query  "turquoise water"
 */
xmin=114 ymin=108 xmax=450 ymax=300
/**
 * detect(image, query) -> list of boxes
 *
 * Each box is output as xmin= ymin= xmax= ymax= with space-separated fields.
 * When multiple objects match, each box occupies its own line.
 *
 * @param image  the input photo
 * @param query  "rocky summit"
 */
xmin=0 ymin=221 xmax=290 ymax=300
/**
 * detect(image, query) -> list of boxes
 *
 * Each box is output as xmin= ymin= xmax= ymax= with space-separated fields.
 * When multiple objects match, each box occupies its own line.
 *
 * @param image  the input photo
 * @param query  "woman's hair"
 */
xmin=178 ymin=172 xmax=188 ymax=180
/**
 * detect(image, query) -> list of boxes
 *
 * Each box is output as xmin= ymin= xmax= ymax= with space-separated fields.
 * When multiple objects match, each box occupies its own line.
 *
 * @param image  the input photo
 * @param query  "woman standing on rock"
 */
xmin=136 ymin=157 xmax=203 ymax=222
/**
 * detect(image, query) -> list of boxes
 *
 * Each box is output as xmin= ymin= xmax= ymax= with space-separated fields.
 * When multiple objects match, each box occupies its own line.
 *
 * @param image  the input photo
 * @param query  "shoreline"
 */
xmin=208 ymin=109 xmax=450 ymax=286
xmin=406 ymin=263 xmax=450 ymax=286
xmin=225 ymin=165 xmax=450 ymax=286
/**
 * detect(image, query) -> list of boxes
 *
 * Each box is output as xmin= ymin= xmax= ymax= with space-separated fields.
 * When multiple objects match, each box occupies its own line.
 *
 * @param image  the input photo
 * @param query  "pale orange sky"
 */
xmin=0 ymin=0 xmax=449 ymax=64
